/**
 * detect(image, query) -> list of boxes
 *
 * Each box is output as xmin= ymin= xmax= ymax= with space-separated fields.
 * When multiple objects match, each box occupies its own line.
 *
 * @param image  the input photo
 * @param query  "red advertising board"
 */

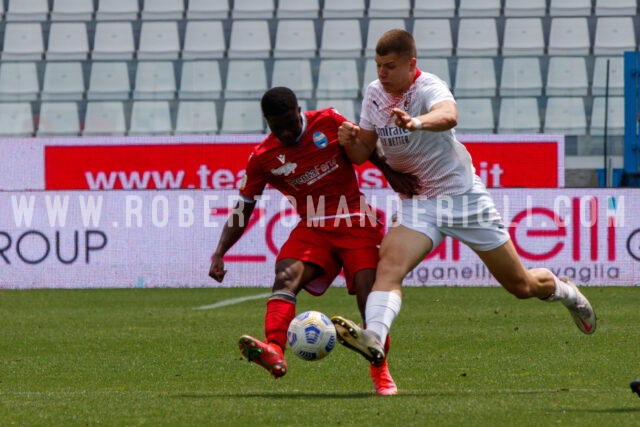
xmin=44 ymin=136 xmax=562 ymax=190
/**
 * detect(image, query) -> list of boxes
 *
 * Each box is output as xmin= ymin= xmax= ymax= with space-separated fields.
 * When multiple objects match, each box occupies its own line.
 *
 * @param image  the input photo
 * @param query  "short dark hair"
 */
xmin=261 ymin=87 xmax=298 ymax=117
xmin=376 ymin=29 xmax=417 ymax=59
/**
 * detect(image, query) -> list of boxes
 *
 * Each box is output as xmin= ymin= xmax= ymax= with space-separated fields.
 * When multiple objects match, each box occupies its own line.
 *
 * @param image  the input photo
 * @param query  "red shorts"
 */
xmin=277 ymin=216 xmax=383 ymax=296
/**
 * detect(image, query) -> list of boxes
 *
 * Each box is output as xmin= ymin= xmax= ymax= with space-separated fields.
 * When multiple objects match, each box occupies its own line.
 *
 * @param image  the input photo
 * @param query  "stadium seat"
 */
xmin=413 ymin=0 xmax=455 ymax=17
xmin=225 ymin=60 xmax=268 ymax=99
xmin=0 ymin=103 xmax=34 ymax=136
xmin=456 ymin=98 xmax=495 ymax=133
xmin=129 ymin=101 xmax=173 ymax=135
xmin=6 ymin=0 xmax=48 ymax=21
xmin=276 ymin=0 xmax=320 ymax=18
xmin=179 ymin=60 xmax=223 ymax=100
xmin=50 ymin=0 xmax=94 ymax=21
xmin=182 ymin=20 xmax=225 ymax=59
xmin=133 ymin=61 xmax=176 ymax=100
xmin=322 ymin=0 xmax=365 ymax=18
xmin=95 ymin=0 xmax=139 ymax=20
xmin=232 ymin=0 xmax=274 ymax=19
xmin=316 ymin=59 xmax=360 ymax=99
xmin=418 ymin=58 xmax=452 ymax=87
xmin=37 ymin=102 xmax=80 ymax=136
xmin=315 ymin=99 xmax=357 ymax=122
xmin=502 ymin=18 xmax=545 ymax=56
xmin=83 ymin=101 xmax=127 ymax=136
xmin=546 ymin=56 xmax=589 ymax=96
xmin=41 ymin=62 xmax=85 ymax=101
xmin=272 ymin=59 xmax=314 ymax=99
xmin=2 ymin=23 xmax=44 ymax=60
xmin=92 ymin=22 xmax=135 ymax=59
xmin=454 ymin=58 xmax=497 ymax=97
xmin=141 ymin=0 xmax=184 ymax=20
xmin=595 ymin=0 xmax=637 ymax=16
xmin=368 ymin=0 xmax=411 ymax=18
xmin=593 ymin=17 xmax=636 ymax=56
xmin=544 ymin=97 xmax=587 ymax=135
xmin=500 ymin=57 xmax=543 ymax=96
xmin=590 ymin=96 xmax=624 ymax=136
xmin=320 ymin=20 xmax=362 ymax=58
xmin=549 ymin=0 xmax=592 ymax=16
xmin=458 ymin=0 xmax=502 ymax=17
xmin=87 ymin=62 xmax=131 ymax=100
xmin=138 ymin=21 xmax=180 ymax=60
xmin=175 ymin=101 xmax=218 ymax=135
xmin=456 ymin=18 xmax=499 ymax=57
xmin=46 ymin=22 xmax=89 ymax=60
xmin=503 ymin=0 xmax=546 ymax=17
xmin=220 ymin=100 xmax=265 ymax=134
xmin=592 ymin=56 xmax=624 ymax=96
xmin=0 ymin=62 xmax=39 ymax=101
xmin=186 ymin=0 xmax=229 ymax=19
xmin=497 ymin=97 xmax=541 ymax=133
xmin=365 ymin=19 xmax=406 ymax=57
xmin=274 ymin=19 xmax=317 ymax=58
xmin=548 ymin=17 xmax=590 ymax=56
xmin=413 ymin=19 xmax=453 ymax=57
xmin=362 ymin=59 xmax=378 ymax=94
xmin=455 ymin=98 xmax=495 ymax=133
xmin=227 ymin=20 xmax=271 ymax=58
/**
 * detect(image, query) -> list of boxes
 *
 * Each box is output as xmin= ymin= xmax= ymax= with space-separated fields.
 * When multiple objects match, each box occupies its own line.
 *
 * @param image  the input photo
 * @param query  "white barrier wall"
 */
xmin=0 ymin=189 xmax=638 ymax=288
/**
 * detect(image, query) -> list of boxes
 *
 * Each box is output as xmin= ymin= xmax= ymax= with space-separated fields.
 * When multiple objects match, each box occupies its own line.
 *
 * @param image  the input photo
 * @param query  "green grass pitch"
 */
xmin=1 ymin=286 xmax=639 ymax=426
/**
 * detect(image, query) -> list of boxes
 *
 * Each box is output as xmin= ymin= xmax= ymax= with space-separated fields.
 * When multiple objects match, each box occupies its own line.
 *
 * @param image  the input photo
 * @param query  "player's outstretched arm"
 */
xmin=338 ymin=121 xmax=378 ymax=165
xmin=209 ymin=199 xmax=256 ymax=282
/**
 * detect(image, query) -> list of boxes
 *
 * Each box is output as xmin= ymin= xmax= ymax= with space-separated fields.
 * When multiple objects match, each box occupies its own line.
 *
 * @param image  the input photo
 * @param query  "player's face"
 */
xmin=266 ymin=107 xmax=303 ymax=146
xmin=375 ymin=53 xmax=417 ymax=96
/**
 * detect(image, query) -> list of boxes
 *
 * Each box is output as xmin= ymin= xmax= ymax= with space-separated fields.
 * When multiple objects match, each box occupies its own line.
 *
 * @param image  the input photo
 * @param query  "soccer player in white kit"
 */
xmin=331 ymin=29 xmax=596 ymax=371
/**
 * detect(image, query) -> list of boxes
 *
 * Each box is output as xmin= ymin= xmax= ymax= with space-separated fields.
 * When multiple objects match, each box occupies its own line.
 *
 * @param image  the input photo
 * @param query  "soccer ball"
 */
xmin=287 ymin=310 xmax=337 ymax=361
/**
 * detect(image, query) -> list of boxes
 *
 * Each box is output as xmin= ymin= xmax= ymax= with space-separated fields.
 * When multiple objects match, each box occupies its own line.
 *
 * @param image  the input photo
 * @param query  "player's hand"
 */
xmin=390 ymin=108 xmax=421 ymax=132
xmin=338 ymin=121 xmax=359 ymax=147
xmin=209 ymin=254 xmax=227 ymax=282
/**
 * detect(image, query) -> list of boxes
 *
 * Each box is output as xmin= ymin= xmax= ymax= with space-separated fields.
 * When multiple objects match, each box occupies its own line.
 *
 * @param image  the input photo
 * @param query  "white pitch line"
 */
xmin=193 ymin=292 xmax=271 ymax=310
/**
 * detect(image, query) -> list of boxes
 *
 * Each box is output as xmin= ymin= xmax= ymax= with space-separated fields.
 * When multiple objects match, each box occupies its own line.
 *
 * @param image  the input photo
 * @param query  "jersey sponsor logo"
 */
xmin=277 ymin=154 xmax=286 ymax=164
xmin=271 ymin=162 xmax=297 ymax=176
xmin=284 ymin=157 xmax=339 ymax=190
xmin=312 ymin=132 xmax=329 ymax=149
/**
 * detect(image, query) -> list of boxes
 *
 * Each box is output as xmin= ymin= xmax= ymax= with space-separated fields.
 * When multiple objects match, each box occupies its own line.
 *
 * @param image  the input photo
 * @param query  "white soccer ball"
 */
xmin=287 ymin=310 xmax=337 ymax=361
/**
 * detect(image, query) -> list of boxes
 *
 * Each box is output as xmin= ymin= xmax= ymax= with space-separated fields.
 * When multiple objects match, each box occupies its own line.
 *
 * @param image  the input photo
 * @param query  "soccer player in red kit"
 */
xmin=209 ymin=87 xmax=415 ymax=395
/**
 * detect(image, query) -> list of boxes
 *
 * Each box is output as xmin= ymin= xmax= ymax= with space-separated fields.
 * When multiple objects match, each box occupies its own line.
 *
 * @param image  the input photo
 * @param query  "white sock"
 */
xmin=545 ymin=271 xmax=577 ymax=303
xmin=365 ymin=291 xmax=402 ymax=344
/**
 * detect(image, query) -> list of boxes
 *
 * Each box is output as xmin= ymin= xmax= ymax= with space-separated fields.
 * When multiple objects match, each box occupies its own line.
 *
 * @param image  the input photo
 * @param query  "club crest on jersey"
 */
xmin=271 ymin=162 xmax=297 ymax=176
xmin=313 ymin=132 xmax=328 ymax=149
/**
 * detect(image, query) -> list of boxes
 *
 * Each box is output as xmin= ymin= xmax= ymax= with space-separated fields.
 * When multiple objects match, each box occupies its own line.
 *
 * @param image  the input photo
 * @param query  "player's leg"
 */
xmin=473 ymin=241 xmax=596 ymax=334
xmin=239 ymin=257 xmax=324 ymax=379
xmin=332 ymin=224 xmax=434 ymax=365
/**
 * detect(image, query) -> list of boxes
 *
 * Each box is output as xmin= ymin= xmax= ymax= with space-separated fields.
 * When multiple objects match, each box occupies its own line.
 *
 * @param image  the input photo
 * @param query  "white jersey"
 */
xmin=360 ymin=69 xmax=475 ymax=198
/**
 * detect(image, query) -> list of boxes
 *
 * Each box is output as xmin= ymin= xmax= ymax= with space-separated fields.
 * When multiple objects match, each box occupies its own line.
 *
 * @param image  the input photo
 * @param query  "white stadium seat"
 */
xmin=129 ymin=101 xmax=173 ymax=135
xmin=316 ymin=59 xmax=360 ymax=99
xmin=0 ymin=103 xmax=34 ymax=136
xmin=592 ymin=57 xmax=624 ymax=96
xmin=228 ymin=20 xmax=271 ymax=58
xmin=455 ymin=98 xmax=495 ymax=133
xmin=368 ymin=0 xmax=410 ymax=18
xmin=590 ymin=96 xmax=625 ymax=136
xmin=272 ymin=59 xmax=314 ymax=100
xmin=175 ymin=101 xmax=219 ymax=135
xmin=95 ymin=0 xmax=139 ymax=20
xmin=593 ymin=17 xmax=636 ymax=56
xmin=37 ymin=102 xmax=80 ymax=136
xmin=2 ymin=23 xmax=44 ymax=60
xmin=6 ymin=0 xmax=48 ymax=21
xmin=454 ymin=58 xmax=497 ymax=98
xmin=322 ymin=0 xmax=365 ymax=18
xmin=546 ymin=56 xmax=589 ymax=96
xmin=502 ymin=18 xmax=545 ymax=56
xmin=87 ymin=62 xmax=131 ymax=100
xmin=458 ymin=0 xmax=502 ymax=17
xmin=498 ymin=98 xmax=541 ymax=133
xmin=92 ymin=22 xmax=135 ymax=59
xmin=225 ymin=60 xmax=268 ymax=99
xmin=274 ymin=19 xmax=317 ymax=58
xmin=276 ymin=0 xmax=320 ymax=18
xmin=456 ymin=18 xmax=499 ymax=57
xmin=500 ymin=57 xmax=543 ymax=97
xmin=413 ymin=19 xmax=453 ymax=57
xmin=413 ymin=0 xmax=455 ymax=17
xmin=46 ymin=22 xmax=89 ymax=60
xmin=0 ymin=62 xmax=40 ymax=101
xmin=51 ymin=0 xmax=94 ymax=21
xmin=138 ymin=21 xmax=181 ymax=60
xmin=83 ymin=102 xmax=127 ymax=136
xmin=182 ymin=20 xmax=226 ymax=59
xmin=179 ymin=61 xmax=223 ymax=100
xmin=548 ymin=18 xmax=590 ymax=55
xmin=221 ymin=100 xmax=265 ymax=134
xmin=365 ymin=19 xmax=406 ymax=57
xmin=544 ymin=97 xmax=587 ymax=135
xmin=133 ymin=61 xmax=176 ymax=100
xmin=186 ymin=0 xmax=229 ymax=19
xmin=319 ymin=20 xmax=362 ymax=58
xmin=141 ymin=0 xmax=184 ymax=20
xmin=503 ymin=0 xmax=546 ymax=17
xmin=41 ymin=62 xmax=85 ymax=101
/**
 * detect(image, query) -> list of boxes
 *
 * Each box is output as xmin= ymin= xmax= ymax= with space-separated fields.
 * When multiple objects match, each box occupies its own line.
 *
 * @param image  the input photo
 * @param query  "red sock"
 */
xmin=265 ymin=298 xmax=296 ymax=353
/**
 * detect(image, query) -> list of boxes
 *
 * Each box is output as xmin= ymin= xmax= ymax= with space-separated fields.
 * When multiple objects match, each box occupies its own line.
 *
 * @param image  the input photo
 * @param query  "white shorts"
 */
xmin=394 ymin=176 xmax=510 ymax=252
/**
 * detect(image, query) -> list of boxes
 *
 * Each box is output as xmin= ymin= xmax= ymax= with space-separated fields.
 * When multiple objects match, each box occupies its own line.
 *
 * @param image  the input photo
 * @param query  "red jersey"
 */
xmin=240 ymin=108 xmax=366 ymax=221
